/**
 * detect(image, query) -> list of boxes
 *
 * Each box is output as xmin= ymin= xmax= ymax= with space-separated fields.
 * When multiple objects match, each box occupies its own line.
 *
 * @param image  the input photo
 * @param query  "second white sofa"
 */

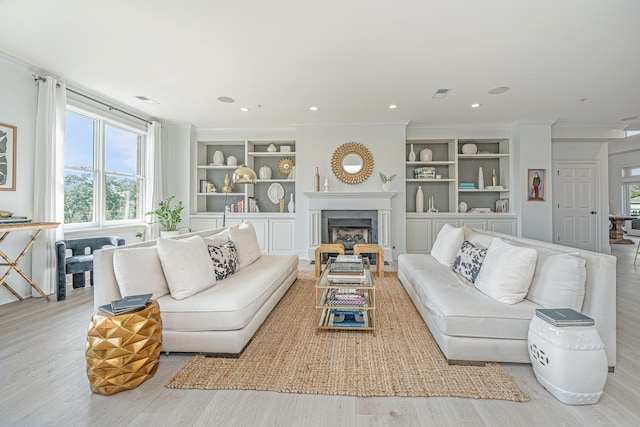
xmin=398 ymin=226 xmax=617 ymax=369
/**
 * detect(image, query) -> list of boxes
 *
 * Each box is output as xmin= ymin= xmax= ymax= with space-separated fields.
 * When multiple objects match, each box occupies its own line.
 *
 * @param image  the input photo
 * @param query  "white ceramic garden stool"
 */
xmin=528 ymin=315 xmax=608 ymax=405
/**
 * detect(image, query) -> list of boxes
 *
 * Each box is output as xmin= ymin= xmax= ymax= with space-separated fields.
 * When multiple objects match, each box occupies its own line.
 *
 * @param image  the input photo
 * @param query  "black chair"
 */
xmin=56 ymin=237 xmax=125 ymax=301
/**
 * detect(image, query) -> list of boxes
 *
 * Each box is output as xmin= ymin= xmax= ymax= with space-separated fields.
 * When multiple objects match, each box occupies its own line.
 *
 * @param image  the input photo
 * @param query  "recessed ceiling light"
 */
xmin=488 ymin=86 xmax=510 ymax=95
xmin=135 ymin=95 xmax=158 ymax=105
xmin=389 ymin=104 xmax=398 ymax=109
xmin=217 ymin=96 xmax=235 ymax=103
xmin=432 ymin=89 xmax=451 ymax=99
xmin=471 ymin=103 xmax=481 ymax=108
xmin=240 ymin=107 xmax=250 ymax=112
xmin=309 ymin=106 xmax=318 ymax=111
xmin=621 ymin=116 xmax=639 ymax=121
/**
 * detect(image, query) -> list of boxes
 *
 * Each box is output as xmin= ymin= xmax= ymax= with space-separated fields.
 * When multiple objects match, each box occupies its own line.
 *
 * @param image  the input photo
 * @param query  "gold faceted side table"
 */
xmin=86 ymin=300 xmax=163 ymax=396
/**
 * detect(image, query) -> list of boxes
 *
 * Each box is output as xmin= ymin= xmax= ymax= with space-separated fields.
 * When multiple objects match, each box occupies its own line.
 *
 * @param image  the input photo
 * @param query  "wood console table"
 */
xmin=0 ymin=222 xmax=60 ymax=302
xmin=609 ymin=216 xmax=635 ymax=245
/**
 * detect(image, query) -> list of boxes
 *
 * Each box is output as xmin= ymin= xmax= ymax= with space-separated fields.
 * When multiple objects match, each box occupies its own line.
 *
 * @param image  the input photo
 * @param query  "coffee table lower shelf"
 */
xmin=316 ymin=307 xmax=376 ymax=335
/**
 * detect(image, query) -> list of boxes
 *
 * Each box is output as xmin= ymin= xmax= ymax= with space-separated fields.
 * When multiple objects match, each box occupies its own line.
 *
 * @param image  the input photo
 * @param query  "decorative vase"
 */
xmin=267 ymin=143 xmax=277 ymax=152
xmin=408 ymin=144 xmax=416 ymax=162
xmin=416 ymin=186 xmax=424 ymax=213
xmin=289 ymin=166 xmax=296 ymax=180
xmin=287 ymin=193 xmax=295 ymax=213
xmin=259 ymin=165 xmax=272 ymax=179
xmin=461 ymin=143 xmax=478 ymax=154
xmin=314 ymin=167 xmax=320 ymax=192
xmin=212 ymin=150 xmax=224 ymax=166
xmin=382 ymin=182 xmax=392 ymax=192
xmin=324 ymin=175 xmax=329 ymax=192
xmin=420 ymin=148 xmax=433 ymax=162
xmin=478 ymin=167 xmax=485 ymax=190
xmin=492 ymin=169 xmax=498 ymax=187
xmin=227 ymin=155 xmax=237 ymax=166
xmin=279 ymin=198 xmax=285 ymax=213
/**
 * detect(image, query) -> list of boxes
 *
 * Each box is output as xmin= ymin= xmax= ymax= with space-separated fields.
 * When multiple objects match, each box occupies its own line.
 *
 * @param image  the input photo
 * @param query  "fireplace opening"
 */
xmin=321 ymin=210 xmax=378 ymax=263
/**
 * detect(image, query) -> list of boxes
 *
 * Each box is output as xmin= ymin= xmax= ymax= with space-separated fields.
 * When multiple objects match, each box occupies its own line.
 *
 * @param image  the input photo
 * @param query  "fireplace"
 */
xmin=321 ymin=210 xmax=378 ymax=262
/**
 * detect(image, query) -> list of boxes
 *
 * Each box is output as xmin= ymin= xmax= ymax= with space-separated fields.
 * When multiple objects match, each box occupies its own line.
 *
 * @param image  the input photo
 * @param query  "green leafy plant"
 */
xmin=379 ymin=172 xmax=397 ymax=184
xmin=136 ymin=196 xmax=188 ymax=238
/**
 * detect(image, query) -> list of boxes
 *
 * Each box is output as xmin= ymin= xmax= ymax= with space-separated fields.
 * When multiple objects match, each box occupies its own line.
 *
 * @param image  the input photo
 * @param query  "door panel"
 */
xmin=555 ymin=163 xmax=597 ymax=251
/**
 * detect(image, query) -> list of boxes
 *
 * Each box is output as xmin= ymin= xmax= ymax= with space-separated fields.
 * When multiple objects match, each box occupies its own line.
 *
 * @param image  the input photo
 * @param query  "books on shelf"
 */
xmin=99 ymin=293 xmax=152 ymax=316
xmin=335 ymin=254 xmax=362 ymax=263
xmin=535 ymin=308 xmax=595 ymax=327
xmin=0 ymin=216 xmax=32 ymax=224
xmin=459 ymin=182 xmax=476 ymax=189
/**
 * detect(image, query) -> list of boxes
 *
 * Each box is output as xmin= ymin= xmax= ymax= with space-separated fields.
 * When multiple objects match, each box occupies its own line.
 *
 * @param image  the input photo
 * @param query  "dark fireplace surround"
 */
xmin=321 ymin=210 xmax=378 ymax=262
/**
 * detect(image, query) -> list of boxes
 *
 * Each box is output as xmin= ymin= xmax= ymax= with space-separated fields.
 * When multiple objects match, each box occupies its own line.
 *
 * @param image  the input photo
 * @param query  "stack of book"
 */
xmin=325 ymin=288 xmax=367 ymax=306
xmin=459 ymin=182 xmax=476 ymax=190
xmin=327 ymin=255 xmax=365 ymax=281
xmin=535 ymin=308 xmax=595 ymax=327
xmin=98 ymin=293 xmax=152 ymax=316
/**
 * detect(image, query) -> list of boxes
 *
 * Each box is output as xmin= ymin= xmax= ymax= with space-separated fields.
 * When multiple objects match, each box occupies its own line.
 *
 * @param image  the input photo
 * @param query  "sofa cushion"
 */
xmin=474 ymin=238 xmax=538 ymax=304
xmin=431 ymin=224 xmax=464 ymax=267
xmin=229 ymin=221 xmax=262 ymax=269
xmin=207 ymin=240 xmax=239 ymax=281
xmin=452 ymin=240 xmax=487 ymax=283
xmin=400 ymin=254 xmax=538 ymax=340
xmin=156 ymin=253 xmax=299 ymax=331
xmin=203 ymin=229 xmax=231 ymax=246
xmin=113 ymin=247 xmax=170 ymax=299
xmin=157 ymin=235 xmax=217 ymax=300
xmin=526 ymin=250 xmax=586 ymax=310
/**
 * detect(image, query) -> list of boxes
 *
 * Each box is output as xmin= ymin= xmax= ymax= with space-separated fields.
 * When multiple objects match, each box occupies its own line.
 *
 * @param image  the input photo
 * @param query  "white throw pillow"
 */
xmin=474 ymin=238 xmax=538 ymax=304
xmin=431 ymin=224 xmax=464 ymax=267
xmin=526 ymin=251 xmax=586 ymax=310
xmin=113 ymin=247 xmax=170 ymax=299
xmin=229 ymin=221 xmax=262 ymax=269
xmin=157 ymin=235 xmax=216 ymax=300
xmin=203 ymin=229 xmax=231 ymax=246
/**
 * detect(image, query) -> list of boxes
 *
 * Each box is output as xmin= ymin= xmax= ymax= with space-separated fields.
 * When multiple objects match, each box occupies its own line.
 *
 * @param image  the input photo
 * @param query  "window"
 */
xmin=64 ymin=107 xmax=146 ymax=227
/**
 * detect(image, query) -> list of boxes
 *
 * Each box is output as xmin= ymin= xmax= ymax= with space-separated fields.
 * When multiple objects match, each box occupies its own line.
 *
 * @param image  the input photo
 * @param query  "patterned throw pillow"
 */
xmin=452 ymin=240 xmax=487 ymax=283
xmin=207 ymin=241 xmax=239 ymax=281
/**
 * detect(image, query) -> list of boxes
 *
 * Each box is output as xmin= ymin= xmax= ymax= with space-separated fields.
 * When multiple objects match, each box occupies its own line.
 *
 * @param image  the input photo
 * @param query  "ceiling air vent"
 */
xmin=432 ymin=89 xmax=450 ymax=99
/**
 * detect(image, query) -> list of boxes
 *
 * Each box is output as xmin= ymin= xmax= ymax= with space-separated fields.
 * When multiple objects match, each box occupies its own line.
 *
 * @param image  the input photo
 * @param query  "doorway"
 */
xmin=554 ymin=162 xmax=598 ymax=252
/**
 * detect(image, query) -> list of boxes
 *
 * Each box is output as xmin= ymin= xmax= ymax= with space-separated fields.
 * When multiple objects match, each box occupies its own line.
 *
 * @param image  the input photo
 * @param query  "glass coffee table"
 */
xmin=316 ymin=257 xmax=376 ymax=335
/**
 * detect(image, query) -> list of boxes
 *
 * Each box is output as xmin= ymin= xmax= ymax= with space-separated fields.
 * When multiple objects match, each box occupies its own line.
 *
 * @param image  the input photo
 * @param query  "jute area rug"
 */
xmin=166 ymin=271 xmax=529 ymax=402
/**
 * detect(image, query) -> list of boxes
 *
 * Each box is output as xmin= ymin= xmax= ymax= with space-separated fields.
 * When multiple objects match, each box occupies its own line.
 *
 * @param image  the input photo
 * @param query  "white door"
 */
xmin=555 ymin=162 xmax=598 ymax=251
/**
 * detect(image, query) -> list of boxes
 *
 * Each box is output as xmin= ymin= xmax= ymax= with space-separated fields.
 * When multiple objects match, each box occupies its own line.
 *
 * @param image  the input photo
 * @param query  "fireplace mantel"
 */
xmin=304 ymin=191 xmax=397 ymax=259
xmin=304 ymin=191 xmax=397 ymax=210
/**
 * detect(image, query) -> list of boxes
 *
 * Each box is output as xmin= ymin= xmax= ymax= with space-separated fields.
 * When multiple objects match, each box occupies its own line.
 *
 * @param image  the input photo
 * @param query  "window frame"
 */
xmin=64 ymin=105 xmax=147 ymax=230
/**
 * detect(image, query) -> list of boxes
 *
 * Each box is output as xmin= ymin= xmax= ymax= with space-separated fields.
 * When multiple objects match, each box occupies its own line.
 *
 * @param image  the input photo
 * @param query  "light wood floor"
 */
xmin=1 ymin=246 xmax=639 ymax=427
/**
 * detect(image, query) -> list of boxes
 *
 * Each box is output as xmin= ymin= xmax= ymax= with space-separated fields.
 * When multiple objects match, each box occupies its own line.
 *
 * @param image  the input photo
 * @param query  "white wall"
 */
xmin=0 ymin=56 xmax=38 ymax=304
xmin=513 ymin=122 xmax=554 ymax=241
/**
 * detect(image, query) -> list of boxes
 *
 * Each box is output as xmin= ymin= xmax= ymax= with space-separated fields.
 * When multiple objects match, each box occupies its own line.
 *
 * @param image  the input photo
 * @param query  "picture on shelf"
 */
xmin=527 ymin=169 xmax=545 ymax=201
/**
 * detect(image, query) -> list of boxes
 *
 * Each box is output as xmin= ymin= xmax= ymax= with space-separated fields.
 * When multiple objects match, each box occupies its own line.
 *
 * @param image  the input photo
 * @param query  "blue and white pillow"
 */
xmin=452 ymin=240 xmax=487 ymax=283
xmin=207 ymin=241 xmax=239 ymax=281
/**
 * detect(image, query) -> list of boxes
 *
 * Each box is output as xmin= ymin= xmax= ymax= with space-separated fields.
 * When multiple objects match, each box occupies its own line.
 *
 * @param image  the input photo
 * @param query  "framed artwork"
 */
xmin=527 ymin=169 xmax=545 ymax=201
xmin=0 ymin=122 xmax=17 ymax=191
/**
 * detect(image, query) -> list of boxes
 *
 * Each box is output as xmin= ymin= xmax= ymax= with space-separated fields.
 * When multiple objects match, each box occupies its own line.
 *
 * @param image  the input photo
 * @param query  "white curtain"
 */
xmin=144 ymin=121 xmax=163 ymax=240
xmin=32 ymin=77 xmax=66 ymax=297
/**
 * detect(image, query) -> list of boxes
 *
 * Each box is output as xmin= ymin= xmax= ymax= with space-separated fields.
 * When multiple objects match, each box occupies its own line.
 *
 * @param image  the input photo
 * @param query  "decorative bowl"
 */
xmin=461 ymin=143 xmax=478 ymax=154
xmin=0 ymin=210 xmax=13 ymax=218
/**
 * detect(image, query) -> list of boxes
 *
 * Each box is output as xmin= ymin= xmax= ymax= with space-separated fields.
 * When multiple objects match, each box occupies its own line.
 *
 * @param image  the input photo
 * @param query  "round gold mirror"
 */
xmin=331 ymin=142 xmax=374 ymax=185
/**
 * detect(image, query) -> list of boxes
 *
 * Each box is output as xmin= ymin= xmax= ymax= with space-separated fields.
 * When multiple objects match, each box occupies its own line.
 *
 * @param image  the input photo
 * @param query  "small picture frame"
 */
xmin=0 ymin=122 xmax=17 ymax=191
xmin=527 ymin=169 xmax=545 ymax=201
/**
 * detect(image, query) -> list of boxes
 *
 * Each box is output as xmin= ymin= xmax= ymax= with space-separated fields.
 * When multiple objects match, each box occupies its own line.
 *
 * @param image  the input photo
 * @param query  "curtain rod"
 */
xmin=34 ymin=75 xmax=152 ymax=125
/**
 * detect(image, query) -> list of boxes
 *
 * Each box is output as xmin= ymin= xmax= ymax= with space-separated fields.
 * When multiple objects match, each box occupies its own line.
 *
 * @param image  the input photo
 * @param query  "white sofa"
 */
xmin=93 ymin=225 xmax=298 ymax=354
xmin=398 ymin=227 xmax=617 ymax=369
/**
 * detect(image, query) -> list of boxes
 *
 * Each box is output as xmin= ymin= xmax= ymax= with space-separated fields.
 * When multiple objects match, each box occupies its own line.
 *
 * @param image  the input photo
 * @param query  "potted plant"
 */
xmin=136 ymin=196 xmax=188 ymax=238
xmin=379 ymin=172 xmax=397 ymax=192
